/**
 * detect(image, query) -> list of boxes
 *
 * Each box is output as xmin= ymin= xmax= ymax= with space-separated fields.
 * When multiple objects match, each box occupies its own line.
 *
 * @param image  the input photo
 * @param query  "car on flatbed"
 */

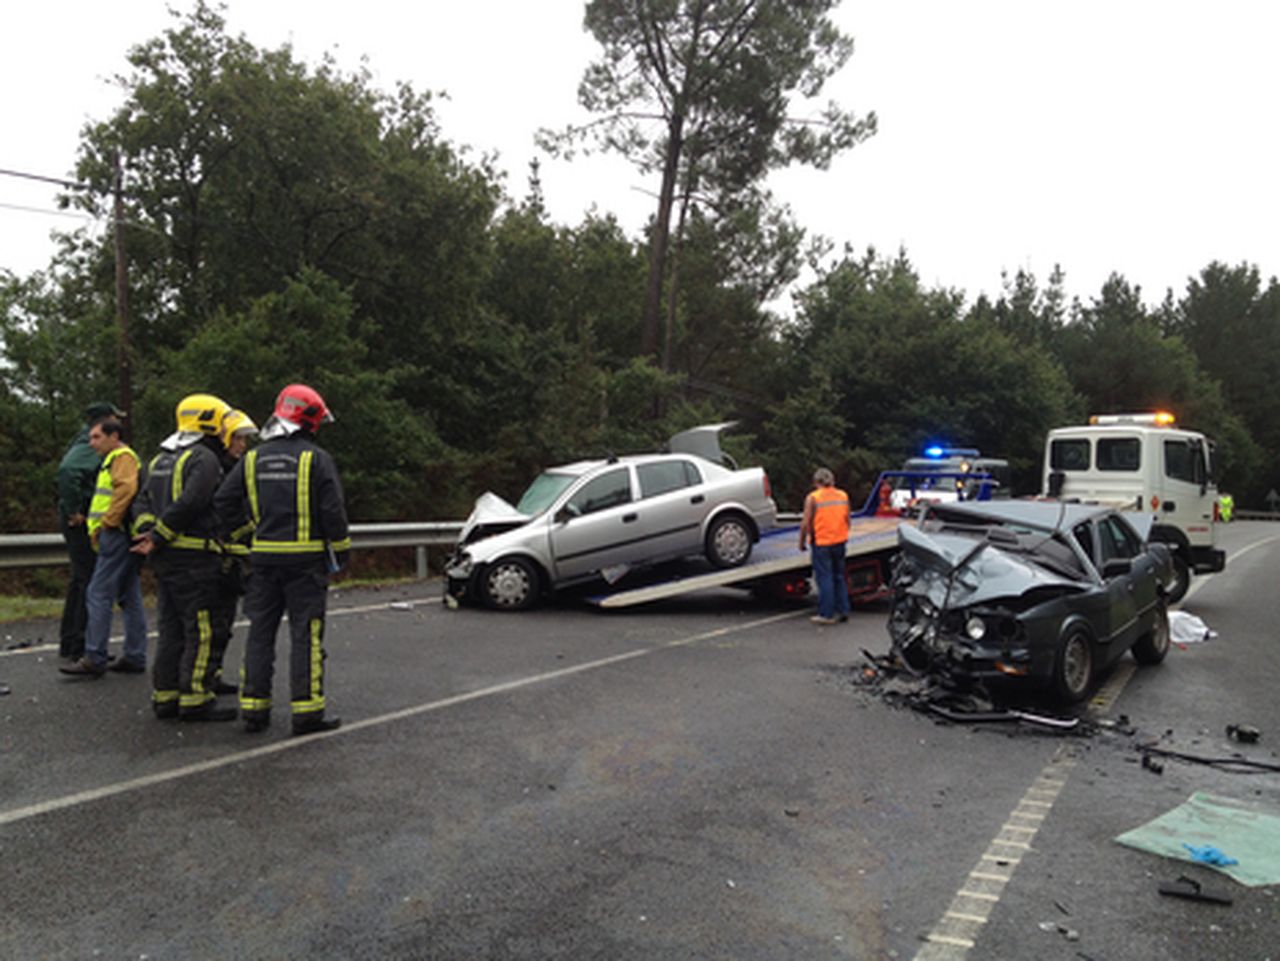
xmin=888 ymin=499 xmax=1173 ymax=702
xmin=445 ymin=425 xmax=777 ymax=610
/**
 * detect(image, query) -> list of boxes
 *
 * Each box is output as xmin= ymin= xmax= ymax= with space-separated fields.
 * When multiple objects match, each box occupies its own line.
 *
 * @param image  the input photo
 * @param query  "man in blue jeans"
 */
xmin=60 ymin=417 xmax=149 ymax=677
xmin=798 ymin=467 xmax=851 ymax=625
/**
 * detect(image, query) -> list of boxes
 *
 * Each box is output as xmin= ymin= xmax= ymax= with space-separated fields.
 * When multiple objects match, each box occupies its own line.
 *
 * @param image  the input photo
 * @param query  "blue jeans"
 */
xmin=811 ymin=543 xmax=850 ymax=620
xmin=84 ymin=527 xmax=148 ymax=667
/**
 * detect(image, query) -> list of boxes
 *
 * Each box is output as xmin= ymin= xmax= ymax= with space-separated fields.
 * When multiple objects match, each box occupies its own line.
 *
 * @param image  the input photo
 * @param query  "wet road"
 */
xmin=1 ymin=523 xmax=1277 ymax=960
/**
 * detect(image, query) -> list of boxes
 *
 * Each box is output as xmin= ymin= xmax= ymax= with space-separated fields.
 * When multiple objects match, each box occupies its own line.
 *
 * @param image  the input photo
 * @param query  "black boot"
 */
xmin=292 ymin=715 xmax=342 ymax=737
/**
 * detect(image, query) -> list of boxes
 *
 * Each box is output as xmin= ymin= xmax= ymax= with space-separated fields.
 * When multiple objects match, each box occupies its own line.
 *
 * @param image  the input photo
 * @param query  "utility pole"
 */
xmin=113 ymin=152 xmax=132 ymax=440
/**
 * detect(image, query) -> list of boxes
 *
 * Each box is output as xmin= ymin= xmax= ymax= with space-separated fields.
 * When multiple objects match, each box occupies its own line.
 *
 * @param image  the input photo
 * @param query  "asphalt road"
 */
xmin=1 ymin=523 xmax=1278 ymax=960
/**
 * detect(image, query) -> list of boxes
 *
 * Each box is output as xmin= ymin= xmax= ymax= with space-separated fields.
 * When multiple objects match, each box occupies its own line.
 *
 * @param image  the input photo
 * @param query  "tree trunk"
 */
xmin=641 ymin=111 xmax=684 ymax=359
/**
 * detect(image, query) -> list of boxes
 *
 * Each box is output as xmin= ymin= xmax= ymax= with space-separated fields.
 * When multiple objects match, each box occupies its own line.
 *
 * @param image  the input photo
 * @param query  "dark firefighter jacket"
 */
xmin=133 ymin=436 xmax=225 ymax=555
xmin=213 ymin=432 xmax=351 ymax=568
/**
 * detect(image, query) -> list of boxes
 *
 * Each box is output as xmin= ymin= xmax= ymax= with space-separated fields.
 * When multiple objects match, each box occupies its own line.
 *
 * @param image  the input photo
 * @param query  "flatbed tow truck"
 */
xmin=590 ymin=469 xmax=997 ymax=609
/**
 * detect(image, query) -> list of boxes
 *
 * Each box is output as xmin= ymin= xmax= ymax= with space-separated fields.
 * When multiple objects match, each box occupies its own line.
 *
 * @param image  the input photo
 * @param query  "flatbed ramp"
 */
xmin=592 ymin=515 xmax=902 ymax=609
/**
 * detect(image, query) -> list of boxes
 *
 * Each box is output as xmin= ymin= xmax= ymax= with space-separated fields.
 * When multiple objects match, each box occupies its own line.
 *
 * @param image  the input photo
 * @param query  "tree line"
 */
xmin=2 ymin=3 xmax=1278 ymax=540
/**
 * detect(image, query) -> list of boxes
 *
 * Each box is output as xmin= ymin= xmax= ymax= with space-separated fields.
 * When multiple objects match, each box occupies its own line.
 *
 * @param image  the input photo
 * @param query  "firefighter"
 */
xmin=131 ymin=393 xmax=236 ymax=721
xmin=207 ymin=409 xmax=258 ymax=695
xmin=214 ymin=384 xmax=350 ymax=736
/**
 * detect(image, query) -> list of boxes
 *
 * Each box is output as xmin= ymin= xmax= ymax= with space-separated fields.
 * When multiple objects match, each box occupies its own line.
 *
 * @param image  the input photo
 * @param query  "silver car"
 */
xmin=445 ymin=424 xmax=777 ymax=610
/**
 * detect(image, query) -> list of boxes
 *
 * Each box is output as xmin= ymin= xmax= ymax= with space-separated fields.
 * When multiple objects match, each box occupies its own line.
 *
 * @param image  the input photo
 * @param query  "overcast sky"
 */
xmin=2 ymin=1 xmax=1277 ymax=313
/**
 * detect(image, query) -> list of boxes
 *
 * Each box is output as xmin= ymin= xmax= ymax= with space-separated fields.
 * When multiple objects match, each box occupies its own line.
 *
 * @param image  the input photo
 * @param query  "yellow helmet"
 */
xmin=220 ymin=408 xmax=258 ymax=447
xmin=174 ymin=393 xmax=231 ymax=440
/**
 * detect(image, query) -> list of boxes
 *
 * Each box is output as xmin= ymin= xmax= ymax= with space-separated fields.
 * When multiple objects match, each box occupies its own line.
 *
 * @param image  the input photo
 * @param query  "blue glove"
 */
xmin=1182 ymin=844 xmax=1238 ymax=866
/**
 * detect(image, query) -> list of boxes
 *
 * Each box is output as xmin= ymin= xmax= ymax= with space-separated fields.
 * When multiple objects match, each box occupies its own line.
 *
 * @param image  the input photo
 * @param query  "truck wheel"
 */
xmin=1132 ymin=600 xmax=1170 ymax=665
xmin=706 ymin=514 xmax=753 ymax=568
xmin=1052 ymin=628 xmax=1093 ymax=703
xmin=1166 ymin=555 xmax=1190 ymax=604
xmin=480 ymin=556 xmax=539 ymax=611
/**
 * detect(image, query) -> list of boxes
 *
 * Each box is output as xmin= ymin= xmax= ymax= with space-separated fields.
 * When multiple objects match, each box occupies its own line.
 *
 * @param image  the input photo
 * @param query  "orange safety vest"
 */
xmin=810 ymin=485 xmax=850 ymax=547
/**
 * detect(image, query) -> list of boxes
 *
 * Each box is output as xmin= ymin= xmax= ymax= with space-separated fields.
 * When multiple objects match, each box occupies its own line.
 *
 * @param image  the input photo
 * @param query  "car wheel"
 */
xmin=1166 ymin=555 xmax=1190 ymax=604
xmin=480 ymin=556 xmax=540 ymax=611
xmin=1132 ymin=600 xmax=1171 ymax=665
xmin=706 ymin=513 xmax=753 ymax=568
xmin=1052 ymin=628 xmax=1093 ymax=703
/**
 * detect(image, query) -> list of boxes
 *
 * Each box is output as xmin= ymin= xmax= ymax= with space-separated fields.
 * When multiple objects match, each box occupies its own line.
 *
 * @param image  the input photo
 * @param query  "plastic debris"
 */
xmin=389 ymin=601 xmax=413 ymax=611
xmin=1182 ymin=844 xmax=1238 ymax=867
xmin=1158 ymin=875 xmax=1233 ymax=905
xmin=1226 ymin=724 xmax=1260 ymax=744
xmin=1168 ymin=610 xmax=1217 ymax=643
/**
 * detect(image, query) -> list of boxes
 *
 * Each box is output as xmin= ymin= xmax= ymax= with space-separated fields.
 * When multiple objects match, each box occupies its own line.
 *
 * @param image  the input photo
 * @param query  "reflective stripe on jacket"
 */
xmin=214 ymin=433 xmax=350 ymax=565
xmin=133 ymin=438 xmax=225 ymax=553
xmin=87 ymin=446 xmax=140 ymax=537
xmin=810 ymin=486 xmax=850 ymax=547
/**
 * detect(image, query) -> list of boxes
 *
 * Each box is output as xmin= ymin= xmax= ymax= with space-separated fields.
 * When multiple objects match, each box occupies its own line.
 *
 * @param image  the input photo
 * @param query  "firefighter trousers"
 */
xmin=208 ymin=559 xmax=247 ymax=685
xmin=151 ymin=553 xmax=222 ymax=714
xmin=239 ymin=560 xmax=331 ymax=722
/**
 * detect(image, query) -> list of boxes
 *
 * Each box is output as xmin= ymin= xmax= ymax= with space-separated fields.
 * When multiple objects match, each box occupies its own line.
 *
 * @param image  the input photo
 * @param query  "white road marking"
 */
xmin=0 ymin=609 xmax=803 ymax=827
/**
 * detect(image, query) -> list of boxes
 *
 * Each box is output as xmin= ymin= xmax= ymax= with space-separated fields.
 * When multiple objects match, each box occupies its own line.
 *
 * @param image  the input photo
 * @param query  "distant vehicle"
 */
xmin=888 ymin=500 xmax=1173 ymax=703
xmin=887 ymin=446 xmax=1010 ymax=511
xmin=445 ymin=424 xmax=777 ymax=610
xmin=1043 ymin=412 xmax=1224 ymax=602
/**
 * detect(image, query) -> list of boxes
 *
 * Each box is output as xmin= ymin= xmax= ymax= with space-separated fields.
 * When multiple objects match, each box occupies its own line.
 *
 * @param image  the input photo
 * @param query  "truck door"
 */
xmin=1160 ymin=435 xmax=1215 ymax=550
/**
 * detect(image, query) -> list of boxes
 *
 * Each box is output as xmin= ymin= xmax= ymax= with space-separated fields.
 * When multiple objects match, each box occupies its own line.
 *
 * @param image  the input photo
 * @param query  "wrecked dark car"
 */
xmin=888 ymin=501 xmax=1173 ymax=702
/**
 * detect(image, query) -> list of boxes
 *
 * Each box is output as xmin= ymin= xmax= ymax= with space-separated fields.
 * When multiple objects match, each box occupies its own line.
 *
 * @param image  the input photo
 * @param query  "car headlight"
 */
xmin=964 ymin=615 xmax=986 ymax=641
xmin=448 ymin=552 xmax=473 ymax=577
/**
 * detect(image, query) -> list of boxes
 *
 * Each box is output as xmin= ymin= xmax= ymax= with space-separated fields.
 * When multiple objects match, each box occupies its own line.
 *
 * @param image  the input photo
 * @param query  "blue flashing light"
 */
xmin=924 ymin=445 xmax=945 ymax=459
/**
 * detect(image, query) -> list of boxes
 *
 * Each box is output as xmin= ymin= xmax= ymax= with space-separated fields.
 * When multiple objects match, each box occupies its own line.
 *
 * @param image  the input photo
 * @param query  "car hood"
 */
xmin=458 ymin=492 xmax=531 ymax=546
xmin=897 ymin=523 xmax=1081 ymax=608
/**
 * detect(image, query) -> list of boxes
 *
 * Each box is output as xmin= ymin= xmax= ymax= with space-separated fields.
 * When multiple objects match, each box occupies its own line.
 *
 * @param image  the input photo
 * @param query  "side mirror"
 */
xmin=1047 ymin=471 xmax=1065 ymax=498
xmin=555 ymin=503 xmax=581 ymax=524
xmin=1102 ymin=558 xmax=1132 ymax=579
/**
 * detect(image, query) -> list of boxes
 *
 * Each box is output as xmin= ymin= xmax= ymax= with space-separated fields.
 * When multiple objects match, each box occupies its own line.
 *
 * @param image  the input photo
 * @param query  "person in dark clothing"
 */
xmin=214 ymin=384 xmax=350 ymax=737
xmin=55 ymin=402 xmax=122 ymax=659
xmin=207 ymin=408 xmax=258 ymax=695
xmin=131 ymin=393 xmax=236 ymax=721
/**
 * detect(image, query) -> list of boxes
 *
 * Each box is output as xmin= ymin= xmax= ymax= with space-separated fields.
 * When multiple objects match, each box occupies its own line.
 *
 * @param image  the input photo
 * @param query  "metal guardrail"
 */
xmin=0 ymin=522 xmax=465 ymax=576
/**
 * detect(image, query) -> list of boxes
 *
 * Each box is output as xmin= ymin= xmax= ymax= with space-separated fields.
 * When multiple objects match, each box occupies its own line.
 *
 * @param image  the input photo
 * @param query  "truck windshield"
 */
xmin=516 ymin=471 xmax=577 ymax=516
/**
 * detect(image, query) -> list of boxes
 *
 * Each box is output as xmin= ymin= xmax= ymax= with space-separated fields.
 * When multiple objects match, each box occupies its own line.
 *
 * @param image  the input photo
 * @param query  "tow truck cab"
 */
xmin=1043 ymin=412 xmax=1225 ymax=602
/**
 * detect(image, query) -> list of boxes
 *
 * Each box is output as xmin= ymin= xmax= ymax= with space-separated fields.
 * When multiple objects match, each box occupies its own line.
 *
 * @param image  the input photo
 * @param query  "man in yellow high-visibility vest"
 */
xmin=60 ymin=416 xmax=149 ymax=677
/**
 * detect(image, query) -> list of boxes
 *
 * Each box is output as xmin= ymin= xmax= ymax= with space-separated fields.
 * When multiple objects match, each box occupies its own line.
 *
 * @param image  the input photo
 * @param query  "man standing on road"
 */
xmin=798 ymin=467 xmax=851 ymax=626
xmin=54 ymin=402 xmax=123 ymax=660
xmin=131 ymin=393 xmax=237 ymax=721
xmin=60 ymin=417 xmax=148 ymax=677
xmin=214 ymin=384 xmax=350 ymax=736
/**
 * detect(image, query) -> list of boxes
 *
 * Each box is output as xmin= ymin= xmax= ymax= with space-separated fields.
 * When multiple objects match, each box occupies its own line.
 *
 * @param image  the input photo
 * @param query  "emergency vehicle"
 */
xmin=887 ymin=446 xmax=1010 ymax=510
xmin=1043 ymin=412 xmax=1225 ymax=602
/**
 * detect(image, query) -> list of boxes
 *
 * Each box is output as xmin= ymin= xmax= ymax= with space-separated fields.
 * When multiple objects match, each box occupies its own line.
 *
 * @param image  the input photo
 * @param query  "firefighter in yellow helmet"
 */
xmin=131 ymin=393 xmax=237 ymax=721
xmin=206 ymin=408 xmax=259 ymax=696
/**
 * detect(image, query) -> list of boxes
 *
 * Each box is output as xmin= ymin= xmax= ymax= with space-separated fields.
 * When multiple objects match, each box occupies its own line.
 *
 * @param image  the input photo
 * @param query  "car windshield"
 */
xmin=515 ymin=471 xmax=577 ymax=516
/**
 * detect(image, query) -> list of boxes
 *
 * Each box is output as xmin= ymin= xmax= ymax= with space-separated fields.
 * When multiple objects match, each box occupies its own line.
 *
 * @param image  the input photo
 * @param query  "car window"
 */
xmin=1164 ymin=439 xmax=1203 ymax=484
xmin=1050 ymin=439 xmax=1090 ymax=471
xmin=516 ymin=471 xmax=577 ymax=516
xmin=566 ymin=468 xmax=632 ymax=516
xmin=1097 ymin=437 xmax=1140 ymax=471
xmin=1072 ymin=523 xmax=1095 ymax=565
xmin=637 ymin=460 xmax=698 ymax=499
xmin=1098 ymin=515 xmax=1142 ymax=563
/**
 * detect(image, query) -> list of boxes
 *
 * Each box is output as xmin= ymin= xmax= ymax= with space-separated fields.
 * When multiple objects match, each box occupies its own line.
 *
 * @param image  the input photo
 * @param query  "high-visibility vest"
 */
xmin=86 ymin=445 xmax=139 ymax=538
xmin=811 ymin=485 xmax=850 ymax=547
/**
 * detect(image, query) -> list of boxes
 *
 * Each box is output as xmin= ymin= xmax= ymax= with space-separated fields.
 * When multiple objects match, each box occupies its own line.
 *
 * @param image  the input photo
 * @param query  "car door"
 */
xmin=547 ymin=466 xmax=637 ymax=581
xmin=631 ymin=458 xmax=707 ymax=561
xmin=1096 ymin=514 xmax=1147 ymax=653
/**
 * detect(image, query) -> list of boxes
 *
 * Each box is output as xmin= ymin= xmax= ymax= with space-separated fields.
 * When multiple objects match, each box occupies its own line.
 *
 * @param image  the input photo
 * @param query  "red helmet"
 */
xmin=273 ymin=383 xmax=334 ymax=432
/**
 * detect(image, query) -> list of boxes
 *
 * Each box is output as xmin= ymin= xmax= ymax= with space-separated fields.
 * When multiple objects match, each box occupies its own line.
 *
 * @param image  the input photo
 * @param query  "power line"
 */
xmin=0 ymin=200 xmax=98 ymax=221
xmin=0 ymin=167 xmax=89 ymax=191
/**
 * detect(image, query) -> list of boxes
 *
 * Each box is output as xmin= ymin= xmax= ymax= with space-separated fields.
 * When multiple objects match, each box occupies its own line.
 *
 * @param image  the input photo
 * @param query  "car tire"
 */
xmin=1052 ymin=627 xmax=1093 ymax=703
xmin=1166 ymin=555 xmax=1190 ymax=604
xmin=1132 ymin=600 xmax=1171 ymax=665
xmin=705 ymin=513 xmax=753 ymax=568
xmin=480 ymin=556 xmax=540 ymax=611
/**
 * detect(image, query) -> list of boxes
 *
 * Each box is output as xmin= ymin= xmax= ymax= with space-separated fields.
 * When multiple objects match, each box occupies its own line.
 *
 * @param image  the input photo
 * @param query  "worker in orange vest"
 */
xmin=799 ymin=467 xmax=851 ymax=625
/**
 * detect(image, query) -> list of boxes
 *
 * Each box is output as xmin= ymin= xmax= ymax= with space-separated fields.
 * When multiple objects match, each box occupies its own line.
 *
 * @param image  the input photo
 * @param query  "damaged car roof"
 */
xmin=924 ymin=499 xmax=1120 ymax=532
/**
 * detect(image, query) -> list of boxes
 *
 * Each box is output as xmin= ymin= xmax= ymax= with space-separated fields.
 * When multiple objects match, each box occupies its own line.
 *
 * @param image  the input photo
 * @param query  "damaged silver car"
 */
xmin=445 ymin=424 xmax=777 ymax=610
xmin=888 ymin=500 xmax=1172 ymax=702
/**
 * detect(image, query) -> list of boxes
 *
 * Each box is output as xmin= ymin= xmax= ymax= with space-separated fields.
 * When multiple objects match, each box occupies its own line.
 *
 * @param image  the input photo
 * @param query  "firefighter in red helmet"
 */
xmin=213 ymin=384 xmax=350 ymax=735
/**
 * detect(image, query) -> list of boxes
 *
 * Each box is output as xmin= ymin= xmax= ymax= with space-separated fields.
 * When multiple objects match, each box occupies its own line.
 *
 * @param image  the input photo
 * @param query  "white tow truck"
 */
xmin=1043 ymin=412 xmax=1225 ymax=602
